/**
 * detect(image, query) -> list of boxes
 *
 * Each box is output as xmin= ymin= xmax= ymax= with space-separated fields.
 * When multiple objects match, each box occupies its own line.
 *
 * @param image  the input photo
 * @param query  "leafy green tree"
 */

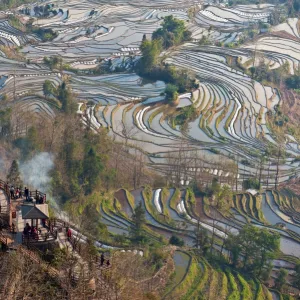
xmin=169 ymin=235 xmax=184 ymax=246
xmin=0 ymin=109 xmax=11 ymax=139
xmin=138 ymin=39 xmax=161 ymax=73
xmin=198 ymin=35 xmax=212 ymax=46
xmin=225 ymin=225 xmax=280 ymax=277
xmin=57 ymin=82 xmax=77 ymax=114
xmin=130 ymin=202 xmax=147 ymax=243
xmin=286 ymin=75 xmax=300 ymax=89
xmin=242 ymin=178 xmax=260 ymax=190
xmin=211 ymin=177 xmax=220 ymax=194
xmin=33 ymin=28 xmax=57 ymax=42
xmin=260 ymin=262 xmax=273 ymax=282
xmin=82 ymin=148 xmax=103 ymax=194
xmin=214 ymin=184 xmax=232 ymax=211
xmin=225 ymin=233 xmax=241 ymax=268
xmin=7 ymin=160 xmax=23 ymax=187
xmin=136 ymin=17 xmax=198 ymax=94
xmin=52 ymin=127 xmax=112 ymax=202
xmin=152 ymin=15 xmax=191 ymax=49
xmin=165 ymin=84 xmax=178 ymax=103
xmin=206 ymin=177 xmax=220 ymax=197
xmin=59 ymin=140 xmax=83 ymax=199
xmin=275 ymin=268 xmax=288 ymax=292
xmin=294 ymin=263 xmax=300 ymax=289
xmin=43 ymin=55 xmax=62 ymax=70
xmin=238 ymin=225 xmax=259 ymax=269
xmin=194 ymin=221 xmax=209 ymax=255
xmin=256 ymin=229 xmax=280 ymax=276
xmin=174 ymin=104 xmax=196 ymax=126
xmin=43 ymin=80 xmax=55 ymax=97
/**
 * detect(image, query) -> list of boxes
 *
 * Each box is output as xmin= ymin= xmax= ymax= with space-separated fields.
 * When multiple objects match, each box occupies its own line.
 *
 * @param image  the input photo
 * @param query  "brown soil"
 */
xmin=114 ymin=189 xmax=133 ymax=216
xmin=281 ymin=88 xmax=300 ymax=124
xmin=267 ymin=31 xmax=300 ymax=43
xmin=194 ymin=196 xmax=207 ymax=219
xmin=279 ymin=178 xmax=300 ymax=214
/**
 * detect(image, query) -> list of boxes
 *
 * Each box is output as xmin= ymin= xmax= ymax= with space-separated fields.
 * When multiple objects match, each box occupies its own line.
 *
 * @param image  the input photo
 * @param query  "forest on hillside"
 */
xmin=0 ymin=0 xmax=299 ymax=298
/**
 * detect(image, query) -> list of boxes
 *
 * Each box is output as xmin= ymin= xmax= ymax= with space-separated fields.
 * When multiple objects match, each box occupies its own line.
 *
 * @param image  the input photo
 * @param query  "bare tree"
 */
xmin=119 ymin=121 xmax=138 ymax=147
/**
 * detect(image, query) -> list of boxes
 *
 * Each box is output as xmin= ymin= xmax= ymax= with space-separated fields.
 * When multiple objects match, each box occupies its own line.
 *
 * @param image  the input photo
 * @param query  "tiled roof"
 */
xmin=21 ymin=204 xmax=49 ymax=219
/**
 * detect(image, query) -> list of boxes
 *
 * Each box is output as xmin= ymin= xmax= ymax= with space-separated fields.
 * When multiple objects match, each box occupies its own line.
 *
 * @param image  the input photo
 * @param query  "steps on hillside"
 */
xmin=0 ymin=265 xmax=9 ymax=296
xmin=0 ymin=230 xmax=14 ymax=247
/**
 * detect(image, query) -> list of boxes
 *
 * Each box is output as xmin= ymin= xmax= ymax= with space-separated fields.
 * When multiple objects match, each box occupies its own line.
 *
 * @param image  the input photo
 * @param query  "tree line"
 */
xmin=136 ymin=16 xmax=198 ymax=104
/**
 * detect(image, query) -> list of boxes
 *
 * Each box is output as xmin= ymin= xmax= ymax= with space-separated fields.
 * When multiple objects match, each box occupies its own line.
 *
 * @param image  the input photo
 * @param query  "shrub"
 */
xmin=242 ymin=178 xmax=260 ymax=190
xmin=209 ymin=148 xmax=220 ymax=154
xmin=165 ymin=84 xmax=178 ymax=103
xmin=149 ymin=248 xmax=168 ymax=270
xmin=33 ymin=28 xmax=57 ymax=42
xmin=286 ymin=75 xmax=300 ymax=90
xmin=174 ymin=104 xmax=196 ymax=125
xmin=169 ymin=235 xmax=184 ymax=246
xmin=241 ymin=159 xmax=251 ymax=166
xmin=152 ymin=16 xmax=191 ymax=49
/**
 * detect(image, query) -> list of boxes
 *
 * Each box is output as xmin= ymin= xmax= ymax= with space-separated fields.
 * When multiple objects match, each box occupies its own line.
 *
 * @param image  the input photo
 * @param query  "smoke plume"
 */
xmin=19 ymin=152 xmax=54 ymax=193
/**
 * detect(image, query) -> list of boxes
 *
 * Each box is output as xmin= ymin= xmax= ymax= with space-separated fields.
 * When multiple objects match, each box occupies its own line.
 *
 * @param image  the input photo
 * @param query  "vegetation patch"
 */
xmin=125 ymin=189 xmax=135 ymax=210
xmin=169 ymin=188 xmax=181 ymax=211
xmin=136 ymin=17 xmax=198 ymax=105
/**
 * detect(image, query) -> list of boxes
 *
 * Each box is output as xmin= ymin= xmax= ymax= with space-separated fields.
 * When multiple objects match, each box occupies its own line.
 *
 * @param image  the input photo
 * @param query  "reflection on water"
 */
xmin=280 ymin=237 xmax=300 ymax=257
xmin=173 ymin=251 xmax=191 ymax=286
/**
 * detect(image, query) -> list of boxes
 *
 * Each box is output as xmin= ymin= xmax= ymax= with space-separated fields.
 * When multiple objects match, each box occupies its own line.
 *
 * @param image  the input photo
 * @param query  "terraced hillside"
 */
xmin=100 ymin=186 xmax=300 ymax=297
xmin=0 ymin=0 xmax=299 ymax=189
xmin=0 ymin=1 xmax=299 ymax=298
xmin=166 ymin=253 xmax=274 ymax=300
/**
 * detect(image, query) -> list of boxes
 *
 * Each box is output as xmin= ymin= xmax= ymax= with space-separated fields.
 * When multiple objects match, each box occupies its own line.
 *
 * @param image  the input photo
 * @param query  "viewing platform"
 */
xmin=0 ymin=180 xmax=59 ymax=250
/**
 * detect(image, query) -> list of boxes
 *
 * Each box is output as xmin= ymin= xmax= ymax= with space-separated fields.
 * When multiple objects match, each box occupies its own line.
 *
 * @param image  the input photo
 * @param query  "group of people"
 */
xmin=100 ymin=253 xmax=110 ymax=267
xmin=36 ymin=194 xmax=45 ymax=204
xmin=9 ymin=186 xmax=45 ymax=203
xmin=23 ymin=223 xmax=39 ymax=239
xmin=9 ymin=186 xmax=29 ymax=200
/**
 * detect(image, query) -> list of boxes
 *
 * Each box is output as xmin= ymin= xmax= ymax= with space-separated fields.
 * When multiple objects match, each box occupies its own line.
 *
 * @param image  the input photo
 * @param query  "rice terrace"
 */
xmin=0 ymin=0 xmax=299 ymax=299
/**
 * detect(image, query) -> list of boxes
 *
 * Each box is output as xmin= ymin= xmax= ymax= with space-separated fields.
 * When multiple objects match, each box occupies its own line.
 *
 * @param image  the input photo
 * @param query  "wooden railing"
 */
xmin=0 ymin=180 xmax=10 ymax=202
xmin=28 ymin=190 xmax=47 ymax=202
xmin=0 ymin=231 xmax=8 ymax=247
xmin=0 ymin=179 xmax=46 ymax=202
xmin=0 ymin=179 xmax=46 ymax=230
xmin=0 ymin=180 xmax=11 ymax=234
xmin=22 ymin=230 xmax=57 ymax=244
